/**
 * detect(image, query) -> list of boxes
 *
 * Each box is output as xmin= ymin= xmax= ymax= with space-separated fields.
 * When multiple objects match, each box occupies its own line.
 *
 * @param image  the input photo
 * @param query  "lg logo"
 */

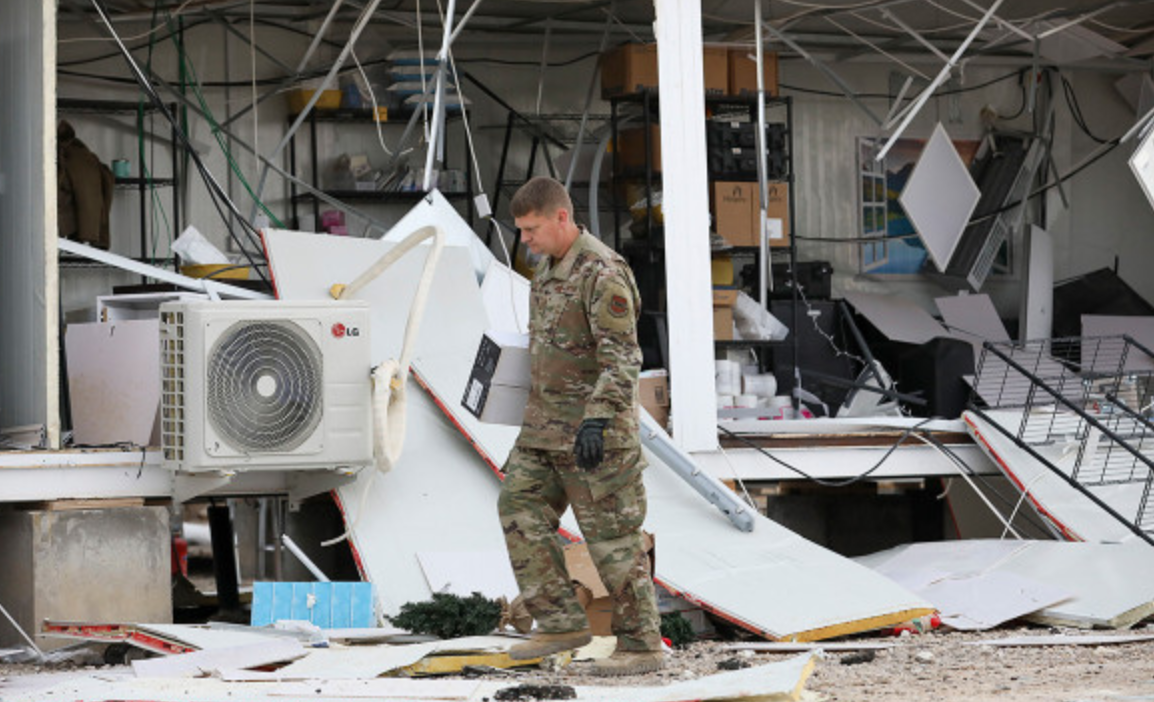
xmin=331 ymin=323 xmax=361 ymax=338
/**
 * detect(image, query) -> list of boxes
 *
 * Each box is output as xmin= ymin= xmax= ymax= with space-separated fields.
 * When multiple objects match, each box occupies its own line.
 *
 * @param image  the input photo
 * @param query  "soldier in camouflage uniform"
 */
xmin=499 ymin=176 xmax=663 ymax=676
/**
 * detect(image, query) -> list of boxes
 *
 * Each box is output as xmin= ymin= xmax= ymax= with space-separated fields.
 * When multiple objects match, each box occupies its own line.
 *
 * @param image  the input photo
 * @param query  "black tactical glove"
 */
xmin=574 ymin=418 xmax=609 ymax=470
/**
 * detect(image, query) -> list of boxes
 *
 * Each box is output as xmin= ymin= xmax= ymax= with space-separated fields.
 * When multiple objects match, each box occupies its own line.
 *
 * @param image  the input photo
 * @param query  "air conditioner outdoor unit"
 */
xmin=159 ymin=300 xmax=374 ymax=473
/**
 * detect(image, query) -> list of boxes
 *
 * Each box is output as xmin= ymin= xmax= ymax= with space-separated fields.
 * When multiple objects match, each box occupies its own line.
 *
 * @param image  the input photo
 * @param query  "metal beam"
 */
xmin=761 ymin=22 xmax=883 ymax=125
xmin=876 ymin=0 xmax=1006 ymax=161
xmin=58 ymin=239 xmax=271 ymax=300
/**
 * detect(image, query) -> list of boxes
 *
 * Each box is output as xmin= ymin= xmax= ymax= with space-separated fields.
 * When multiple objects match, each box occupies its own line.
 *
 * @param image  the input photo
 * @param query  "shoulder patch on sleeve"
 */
xmin=594 ymin=278 xmax=636 ymax=332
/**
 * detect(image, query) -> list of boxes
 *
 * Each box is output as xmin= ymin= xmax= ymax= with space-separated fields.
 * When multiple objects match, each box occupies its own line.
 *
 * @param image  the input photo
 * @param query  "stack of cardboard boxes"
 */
xmin=600 ymin=43 xmax=778 ymax=99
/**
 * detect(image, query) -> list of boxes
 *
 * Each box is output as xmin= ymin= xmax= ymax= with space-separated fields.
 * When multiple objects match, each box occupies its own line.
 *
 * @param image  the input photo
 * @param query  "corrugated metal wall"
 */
xmin=0 ymin=0 xmax=57 ymax=443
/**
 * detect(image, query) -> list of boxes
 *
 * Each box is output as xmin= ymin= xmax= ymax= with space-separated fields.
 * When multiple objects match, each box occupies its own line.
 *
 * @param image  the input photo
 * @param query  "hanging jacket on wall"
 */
xmin=58 ymin=119 xmax=114 ymax=250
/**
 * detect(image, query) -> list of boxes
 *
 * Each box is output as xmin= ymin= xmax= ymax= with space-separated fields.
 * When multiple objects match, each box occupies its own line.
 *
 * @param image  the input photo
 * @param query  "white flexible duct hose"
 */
xmin=322 ymin=225 xmax=445 ymax=547
xmin=332 ymin=223 xmax=446 ymax=469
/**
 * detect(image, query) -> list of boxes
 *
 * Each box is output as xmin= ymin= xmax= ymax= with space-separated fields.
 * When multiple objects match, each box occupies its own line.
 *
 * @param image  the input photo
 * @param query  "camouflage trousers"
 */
xmin=498 ymin=445 xmax=662 ymax=652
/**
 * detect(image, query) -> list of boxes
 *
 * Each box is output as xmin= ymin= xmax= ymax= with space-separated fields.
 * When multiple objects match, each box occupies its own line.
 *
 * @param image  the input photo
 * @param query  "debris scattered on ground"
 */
xmin=716 ymin=657 xmax=752 ymax=670
xmin=493 ymin=683 xmax=578 ymax=700
xmin=915 ymin=650 xmax=935 ymax=664
xmin=839 ymin=650 xmax=876 ymax=666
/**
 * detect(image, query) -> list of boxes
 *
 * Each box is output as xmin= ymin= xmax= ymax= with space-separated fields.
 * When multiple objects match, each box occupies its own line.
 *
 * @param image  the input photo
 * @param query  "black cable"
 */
xmin=1000 ymin=69 xmax=1028 ymax=122
xmin=779 ymin=69 xmax=1021 ymax=100
xmin=88 ymin=0 xmax=269 ymax=284
xmin=1060 ymin=72 xmax=1110 ymax=144
xmin=456 ymin=50 xmax=602 ymax=68
xmin=717 ymin=418 xmax=936 ymax=488
xmin=917 ymin=431 xmax=1054 ymax=535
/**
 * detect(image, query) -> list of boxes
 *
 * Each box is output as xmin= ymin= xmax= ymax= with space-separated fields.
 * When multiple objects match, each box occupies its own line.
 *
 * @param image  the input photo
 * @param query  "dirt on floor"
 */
xmin=4 ymin=625 xmax=1154 ymax=701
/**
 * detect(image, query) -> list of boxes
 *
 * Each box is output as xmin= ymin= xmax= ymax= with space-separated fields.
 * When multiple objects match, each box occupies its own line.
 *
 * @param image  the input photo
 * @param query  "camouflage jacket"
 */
xmin=516 ymin=229 xmax=643 ymax=450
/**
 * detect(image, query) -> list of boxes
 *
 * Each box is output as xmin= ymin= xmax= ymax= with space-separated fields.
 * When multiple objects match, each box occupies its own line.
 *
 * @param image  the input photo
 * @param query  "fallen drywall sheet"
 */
xmin=132 ymin=638 xmax=306 ymax=678
xmin=270 ymin=642 xmax=440 ymax=680
xmin=968 ymin=632 xmax=1154 ymax=647
xmin=935 ymin=294 xmax=1011 ymax=345
xmin=964 ymin=409 xmax=1140 ymax=543
xmin=264 ymin=225 xmax=931 ymax=641
xmin=848 ymin=561 xmax=1070 ymax=631
xmin=858 ymin=539 xmax=1154 ymax=629
xmin=41 ymin=622 xmax=295 ymax=654
xmin=845 ymin=291 xmax=947 ymax=344
xmin=9 ymin=651 xmax=816 ymax=702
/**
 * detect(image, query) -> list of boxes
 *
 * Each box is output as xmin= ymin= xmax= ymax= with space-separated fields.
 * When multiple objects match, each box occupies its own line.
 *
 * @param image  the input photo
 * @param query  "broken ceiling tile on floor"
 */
xmin=131 ymin=637 xmax=307 ymax=679
xmin=858 ymin=539 xmax=1154 ymax=630
xmin=270 ymin=642 xmax=441 ymax=680
xmin=845 ymin=291 xmax=946 ymax=345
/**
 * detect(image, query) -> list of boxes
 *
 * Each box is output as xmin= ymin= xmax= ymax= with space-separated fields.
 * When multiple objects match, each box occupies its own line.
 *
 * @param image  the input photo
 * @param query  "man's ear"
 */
xmin=555 ymin=207 xmax=571 ymax=226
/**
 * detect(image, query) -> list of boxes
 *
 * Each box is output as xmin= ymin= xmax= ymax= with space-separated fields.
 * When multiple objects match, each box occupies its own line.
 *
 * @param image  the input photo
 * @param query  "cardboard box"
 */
xmin=564 ymin=533 xmax=655 ymax=636
xmin=461 ymin=331 xmax=530 ymax=425
xmin=615 ymin=124 xmax=662 ymax=173
xmin=639 ymin=370 xmax=670 ymax=430
xmin=765 ymin=181 xmax=791 ymax=247
xmin=601 ymin=43 xmax=736 ymax=98
xmin=713 ymin=181 xmax=758 ymax=248
xmin=727 ymin=48 xmax=779 ymax=97
xmin=702 ymin=45 xmax=728 ymax=95
xmin=639 ymin=370 xmax=669 ymax=409
xmin=601 ymin=43 xmax=659 ymax=98
xmin=712 ymin=181 xmax=791 ymax=248
xmin=713 ymin=288 xmax=739 ymax=341
xmin=286 ymin=89 xmax=342 ymax=113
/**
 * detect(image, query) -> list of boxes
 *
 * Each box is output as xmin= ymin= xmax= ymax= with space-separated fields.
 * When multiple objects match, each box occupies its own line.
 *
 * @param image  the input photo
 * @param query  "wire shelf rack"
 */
xmin=971 ymin=335 xmax=1154 ymax=539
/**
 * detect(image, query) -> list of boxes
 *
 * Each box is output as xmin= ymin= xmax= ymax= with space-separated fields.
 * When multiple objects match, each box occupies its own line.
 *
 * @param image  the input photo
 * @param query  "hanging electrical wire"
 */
xmin=716 ymin=419 xmax=938 ymax=488
xmin=88 ymin=0 xmax=270 ymax=283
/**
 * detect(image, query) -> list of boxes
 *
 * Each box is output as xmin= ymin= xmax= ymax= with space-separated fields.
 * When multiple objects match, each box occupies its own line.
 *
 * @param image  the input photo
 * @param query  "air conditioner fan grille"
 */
xmin=207 ymin=320 xmax=323 ymax=453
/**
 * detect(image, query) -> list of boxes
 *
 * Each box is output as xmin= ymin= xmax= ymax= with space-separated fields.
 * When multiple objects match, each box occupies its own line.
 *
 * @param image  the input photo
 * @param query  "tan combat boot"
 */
xmin=587 ymin=650 xmax=665 ymax=676
xmin=507 ymin=628 xmax=593 ymax=660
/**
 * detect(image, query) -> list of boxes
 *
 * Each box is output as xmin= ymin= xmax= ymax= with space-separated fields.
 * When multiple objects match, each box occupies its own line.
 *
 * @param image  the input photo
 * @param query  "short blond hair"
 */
xmin=510 ymin=176 xmax=573 ymax=219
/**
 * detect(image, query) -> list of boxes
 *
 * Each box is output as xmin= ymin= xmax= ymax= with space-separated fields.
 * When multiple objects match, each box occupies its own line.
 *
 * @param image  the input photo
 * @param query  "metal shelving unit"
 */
xmin=607 ymin=91 xmax=799 ymax=379
xmin=286 ymin=107 xmax=474 ymax=230
xmin=57 ymin=98 xmax=182 ymax=264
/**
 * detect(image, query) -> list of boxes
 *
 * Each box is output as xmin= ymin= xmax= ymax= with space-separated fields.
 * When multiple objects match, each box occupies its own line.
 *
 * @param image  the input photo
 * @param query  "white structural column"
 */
xmin=652 ymin=0 xmax=717 ymax=451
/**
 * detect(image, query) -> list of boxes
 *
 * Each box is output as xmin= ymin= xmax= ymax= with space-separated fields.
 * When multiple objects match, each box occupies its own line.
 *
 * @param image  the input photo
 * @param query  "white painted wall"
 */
xmin=0 ymin=0 xmax=56 ymax=442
